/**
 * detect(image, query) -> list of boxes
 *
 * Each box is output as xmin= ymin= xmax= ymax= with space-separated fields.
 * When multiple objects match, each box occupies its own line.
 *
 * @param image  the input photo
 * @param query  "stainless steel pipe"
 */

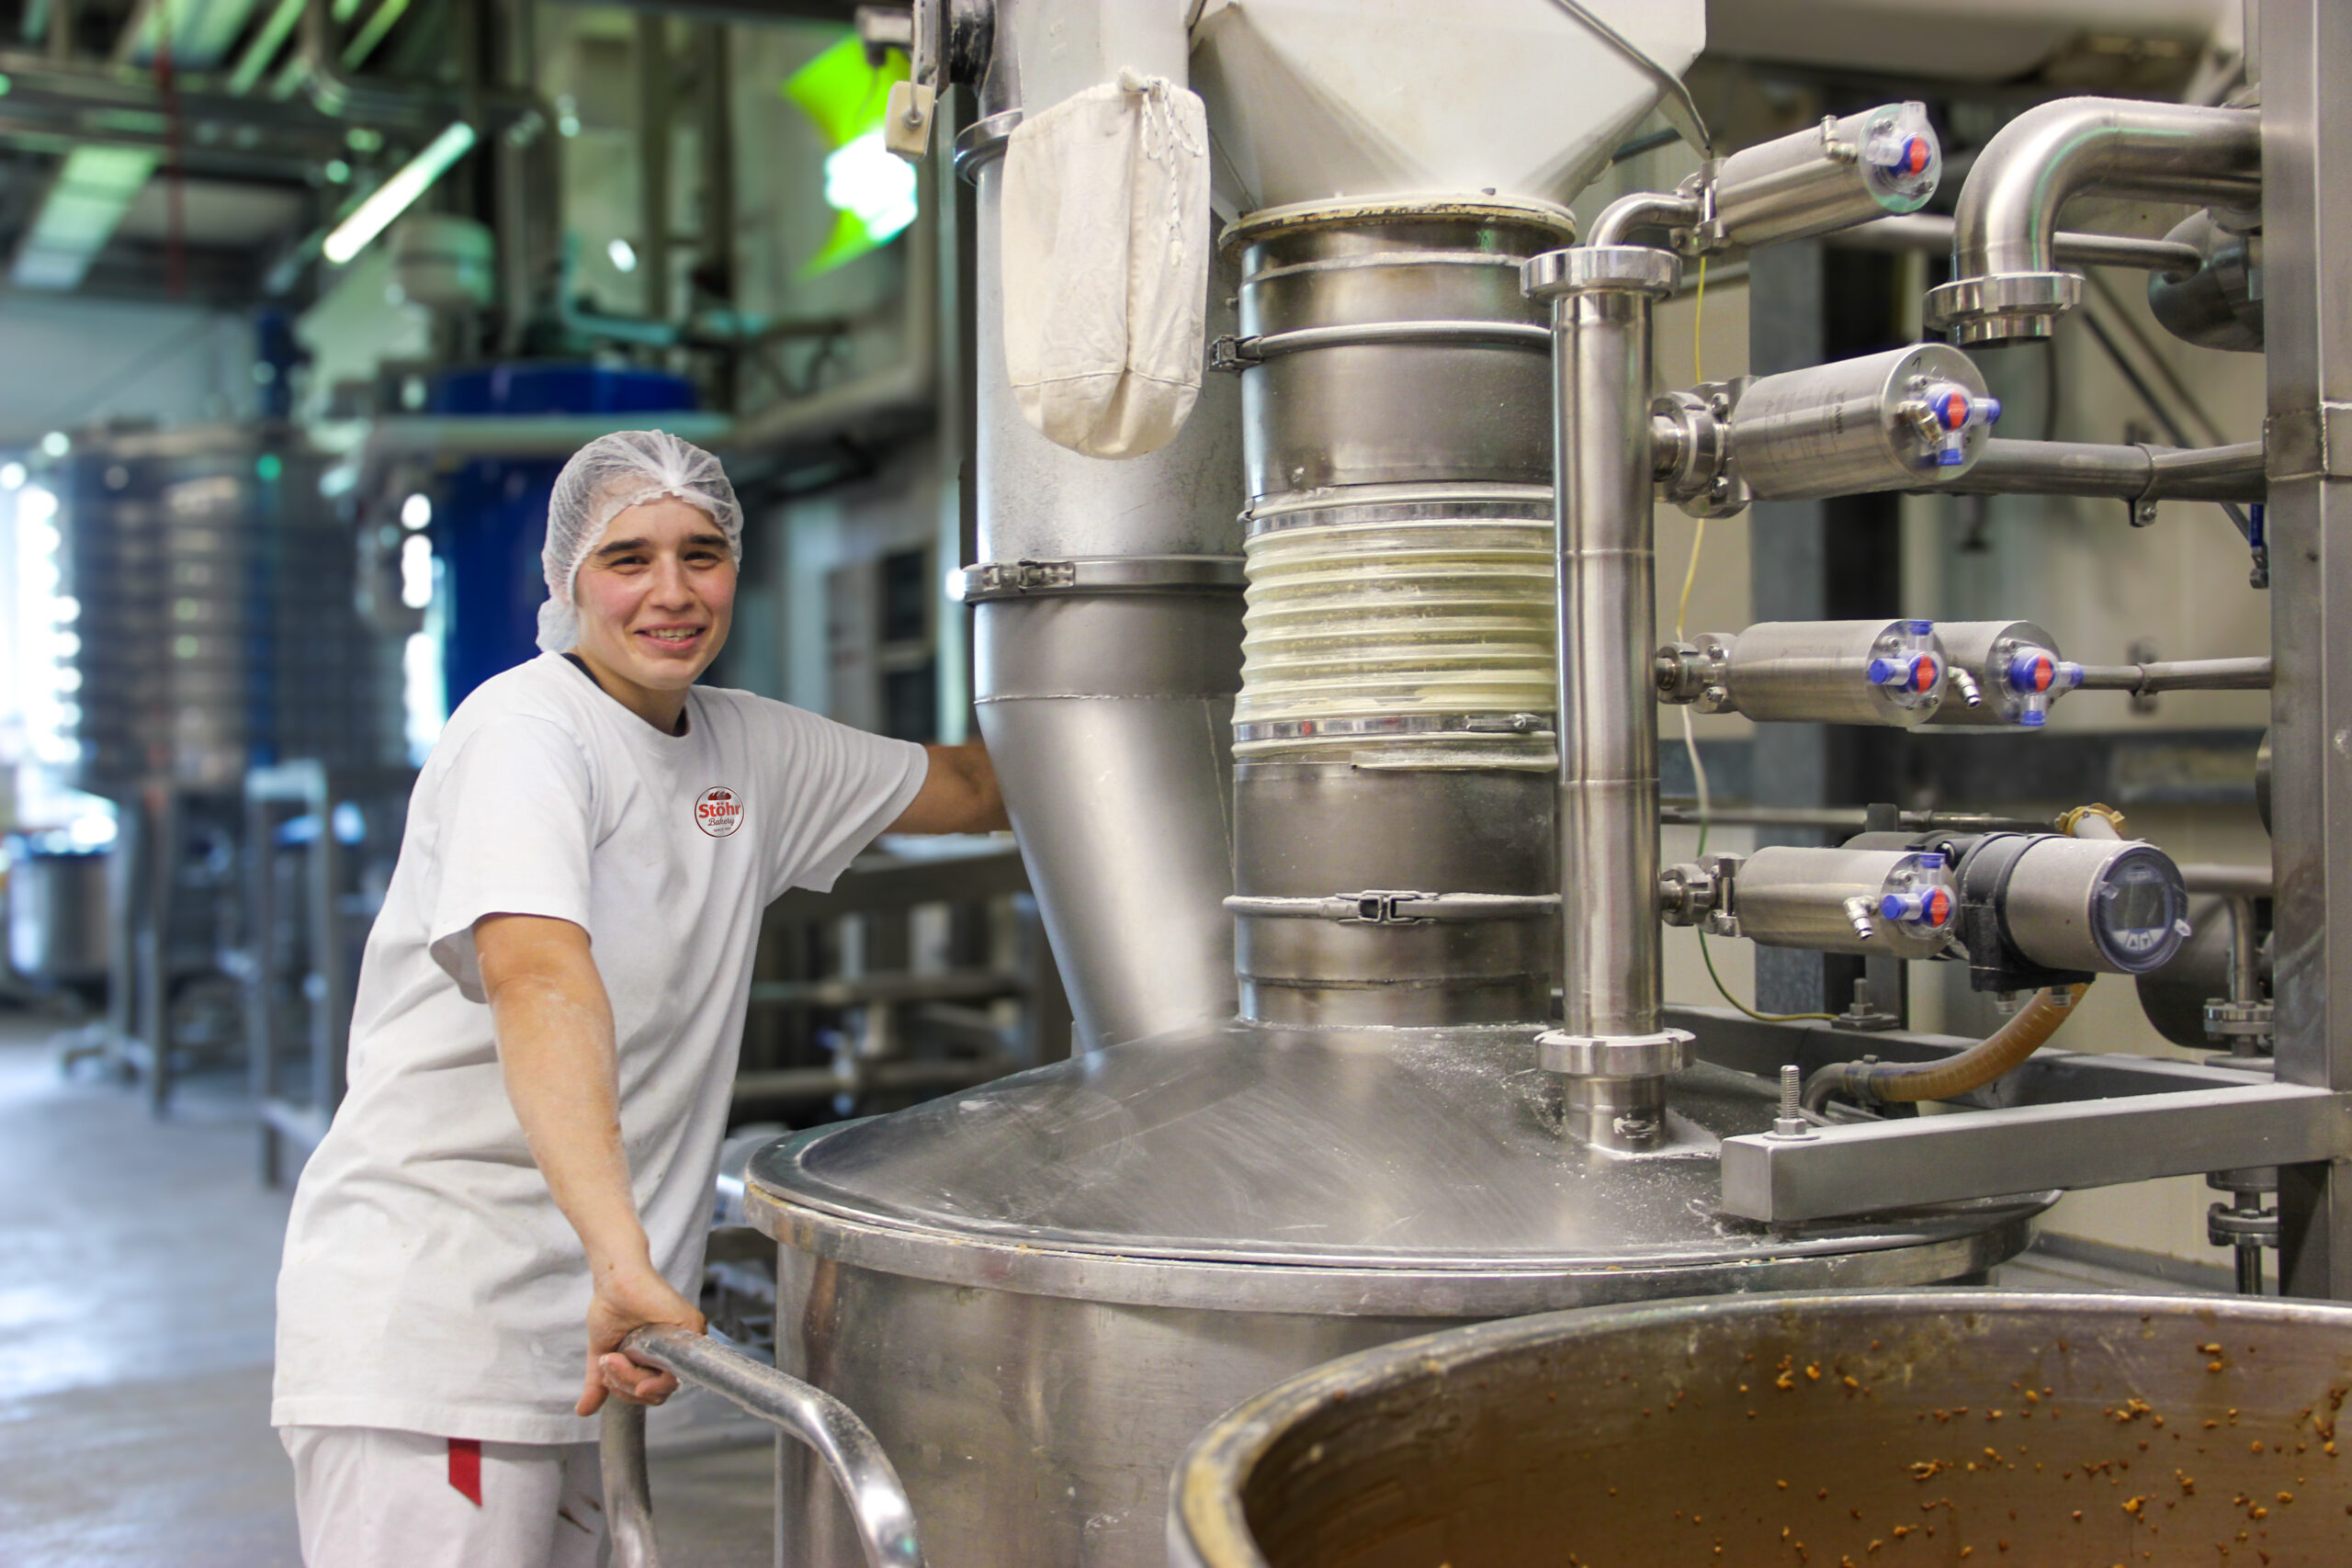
xmin=1920 ymin=437 xmax=2267 ymax=502
xmin=1586 ymin=190 xmax=1702 ymax=248
xmin=1838 ymin=210 xmax=2203 ymax=273
xmin=601 ymin=1325 xmax=924 ymax=1568
xmin=1927 ymin=97 xmax=2262 ymax=344
xmin=1523 ymin=244 xmax=1687 ymax=1112
xmin=2074 ymin=656 xmax=2273 ymax=694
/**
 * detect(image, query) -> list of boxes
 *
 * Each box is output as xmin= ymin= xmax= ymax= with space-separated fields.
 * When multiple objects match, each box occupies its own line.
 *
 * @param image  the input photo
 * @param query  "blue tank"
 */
xmin=427 ymin=365 xmax=698 ymax=707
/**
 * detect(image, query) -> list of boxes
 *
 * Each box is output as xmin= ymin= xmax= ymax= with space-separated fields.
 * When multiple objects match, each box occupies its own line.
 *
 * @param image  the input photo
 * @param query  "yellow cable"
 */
xmin=1679 ymin=253 xmax=1834 ymax=1024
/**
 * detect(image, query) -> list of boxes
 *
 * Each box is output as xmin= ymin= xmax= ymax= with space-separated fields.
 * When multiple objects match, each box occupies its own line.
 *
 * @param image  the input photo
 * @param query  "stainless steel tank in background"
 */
xmin=4 ymin=838 xmax=109 ymax=988
xmin=1172 ymin=1290 xmax=2352 ymax=1568
xmin=61 ymin=424 xmax=405 ymax=794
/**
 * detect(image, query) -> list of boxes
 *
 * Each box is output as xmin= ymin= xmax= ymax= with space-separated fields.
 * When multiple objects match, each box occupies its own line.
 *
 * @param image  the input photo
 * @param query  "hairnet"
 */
xmin=536 ymin=429 xmax=743 ymax=654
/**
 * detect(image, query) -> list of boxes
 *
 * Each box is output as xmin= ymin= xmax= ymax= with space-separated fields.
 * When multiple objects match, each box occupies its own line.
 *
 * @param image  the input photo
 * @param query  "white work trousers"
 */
xmin=279 ymin=1425 xmax=605 ymax=1568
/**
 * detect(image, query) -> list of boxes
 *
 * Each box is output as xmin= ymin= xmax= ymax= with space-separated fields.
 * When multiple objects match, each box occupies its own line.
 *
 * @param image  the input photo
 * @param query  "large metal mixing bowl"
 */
xmin=1172 ymin=1290 xmax=2352 ymax=1568
xmin=751 ymin=1027 xmax=2044 ymax=1568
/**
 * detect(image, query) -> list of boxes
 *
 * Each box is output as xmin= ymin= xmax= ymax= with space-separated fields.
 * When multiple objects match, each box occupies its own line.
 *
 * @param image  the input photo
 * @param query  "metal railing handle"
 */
xmin=599 ymin=1325 xmax=926 ymax=1568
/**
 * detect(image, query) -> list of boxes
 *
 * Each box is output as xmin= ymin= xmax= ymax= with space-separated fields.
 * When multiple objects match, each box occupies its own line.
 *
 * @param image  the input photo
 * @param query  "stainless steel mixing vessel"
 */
xmin=1172 ymin=1289 xmax=2352 ymax=1568
xmin=749 ymin=1029 xmax=2041 ymax=1568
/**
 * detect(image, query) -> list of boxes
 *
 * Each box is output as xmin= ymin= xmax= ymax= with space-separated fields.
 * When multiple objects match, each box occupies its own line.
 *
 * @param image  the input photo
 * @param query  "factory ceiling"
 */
xmin=0 ymin=0 xmax=2241 ymax=309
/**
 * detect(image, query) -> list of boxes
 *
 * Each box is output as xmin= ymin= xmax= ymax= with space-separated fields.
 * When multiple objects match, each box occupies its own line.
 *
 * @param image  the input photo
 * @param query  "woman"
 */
xmin=272 ymin=431 xmax=1006 ymax=1565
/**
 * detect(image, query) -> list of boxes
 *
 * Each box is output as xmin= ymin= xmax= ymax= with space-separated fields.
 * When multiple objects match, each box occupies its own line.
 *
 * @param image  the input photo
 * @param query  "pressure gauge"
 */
xmin=1943 ymin=832 xmax=2192 ymax=989
xmin=2086 ymin=847 xmax=2193 ymax=971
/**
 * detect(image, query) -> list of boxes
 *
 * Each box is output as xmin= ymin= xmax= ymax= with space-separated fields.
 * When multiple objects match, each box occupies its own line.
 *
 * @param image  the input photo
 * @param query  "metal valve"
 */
xmin=1669 ymin=831 xmax=2186 ymax=988
xmin=1900 ymin=381 xmax=2003 ymax=468
xmin=1646 ymin=347 xmax=1995 ymax=516
xmin=1692 ymin=101 xmax=1941 ymax=251
xmin=1657 ymin=619 xmax=1950 ymax=727
xmin=1665 ymin=846 xmax=1959 ymax=961
xmin=1928 ymin=621 xmax=2086 ymax=728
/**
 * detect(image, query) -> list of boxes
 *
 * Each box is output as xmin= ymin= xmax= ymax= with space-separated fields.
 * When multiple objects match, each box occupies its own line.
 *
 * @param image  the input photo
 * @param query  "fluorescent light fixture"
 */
xmin=12 ymin=146 xmax=160 ymax=291
xmin=399 ymin=533 xmax=434 ymax=609
xmin=322 ymin=121 xmax=478 ymax=266
xmin=400 ymin=492 xmax=432 ymax=530
xmin=606 ymin=237 xmax=638 ymax=273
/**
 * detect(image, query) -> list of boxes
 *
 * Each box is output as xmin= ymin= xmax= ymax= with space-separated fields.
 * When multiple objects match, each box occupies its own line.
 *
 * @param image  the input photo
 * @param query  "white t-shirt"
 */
xmin=272 ymin=653 xmax=926 ymax=1444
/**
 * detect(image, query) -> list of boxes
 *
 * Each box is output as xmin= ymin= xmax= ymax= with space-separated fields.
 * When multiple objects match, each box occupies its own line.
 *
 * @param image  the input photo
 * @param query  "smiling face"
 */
xmin=570 ymin=495 xmax=736 ymax=705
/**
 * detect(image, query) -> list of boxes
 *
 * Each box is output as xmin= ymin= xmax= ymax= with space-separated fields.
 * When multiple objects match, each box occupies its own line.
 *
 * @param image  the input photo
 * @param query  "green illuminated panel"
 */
xmin=784 ymin=35 xmax=916 ymax=276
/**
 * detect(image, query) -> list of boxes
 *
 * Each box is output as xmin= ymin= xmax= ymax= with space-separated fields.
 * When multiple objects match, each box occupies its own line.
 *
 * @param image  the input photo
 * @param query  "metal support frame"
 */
xmin=1680 ymin=18 xmax=2352 ymax=1298
xmin=2260 ymin=0 xmax=2352 ymax=1302
xmin=243 ymin=761 xmax=414 ymax=1185
xmin=739 ymin=842 xmax=1069 ymax=1106
xmin=1722 ymin=1082 xmax=2347 ymax=1224
xmin=602 ymin=1325 xmax=924 ymax=1568
xmin=91 ymin=783 xmax=248 ymax=1118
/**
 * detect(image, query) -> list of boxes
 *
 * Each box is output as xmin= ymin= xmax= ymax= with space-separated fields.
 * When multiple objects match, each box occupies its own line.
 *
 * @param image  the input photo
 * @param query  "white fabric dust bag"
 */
xmin=1000 ymin=70 xmax=1210 ymax=460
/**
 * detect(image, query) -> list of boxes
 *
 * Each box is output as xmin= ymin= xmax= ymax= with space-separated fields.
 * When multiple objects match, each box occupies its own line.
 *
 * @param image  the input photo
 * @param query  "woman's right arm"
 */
xmin=475 ymin=911 xmax=707 ymax=1416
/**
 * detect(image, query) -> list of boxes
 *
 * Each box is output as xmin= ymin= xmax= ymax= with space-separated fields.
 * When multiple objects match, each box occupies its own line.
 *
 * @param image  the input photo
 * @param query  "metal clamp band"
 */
xmin=1521 ymin=245 xmax=1682 ymax=301
xmin=953 ymin=555 xmax=1245 ymax=602
xmin=1225 ymin=891 xmax=1561 ymax=926
xmin=1209 ymin=320 xmax=1552 ymax=372
xmin=1922 ymin=271 xmax=2082 ymax=342
xmin=1241 ymin=482 xmax=1557 ymax=536
xmin=1231 ymin=712 xmax=1555 ymax=744
xmin=951 ymin=108 xmax=1022 ymax=182
xmin=1537 ymin=1028 xmax=1695 ymax=1078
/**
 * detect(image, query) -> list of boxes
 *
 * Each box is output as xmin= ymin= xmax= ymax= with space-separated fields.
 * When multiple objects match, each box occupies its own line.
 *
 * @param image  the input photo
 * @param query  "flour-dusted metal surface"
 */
xmin=748 ymin=1025 xmax=2042 ymax=1568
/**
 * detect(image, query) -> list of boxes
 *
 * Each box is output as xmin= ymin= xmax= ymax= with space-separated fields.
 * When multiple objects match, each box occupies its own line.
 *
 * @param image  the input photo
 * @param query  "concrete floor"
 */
xmin=0 ymin=1010 xmax=770 ymax=1568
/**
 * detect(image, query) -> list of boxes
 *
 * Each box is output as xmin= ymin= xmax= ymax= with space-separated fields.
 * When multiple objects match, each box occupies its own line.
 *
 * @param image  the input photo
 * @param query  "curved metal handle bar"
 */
xmin=599 ymin=1326 xmax=925 ymax=1568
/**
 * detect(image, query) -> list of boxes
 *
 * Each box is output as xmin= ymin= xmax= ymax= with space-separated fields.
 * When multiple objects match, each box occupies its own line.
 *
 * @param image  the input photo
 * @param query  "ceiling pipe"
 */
xmin=294 ymin=0 xmax=538 ymax=130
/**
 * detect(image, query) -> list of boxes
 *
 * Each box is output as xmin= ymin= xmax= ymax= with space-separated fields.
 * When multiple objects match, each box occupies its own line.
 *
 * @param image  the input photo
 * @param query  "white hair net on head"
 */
xmin=535 ymin=429 xmax=743 ymax=654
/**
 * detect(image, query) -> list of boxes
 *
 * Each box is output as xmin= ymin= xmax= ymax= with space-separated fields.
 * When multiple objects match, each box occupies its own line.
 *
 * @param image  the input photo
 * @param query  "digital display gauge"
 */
xmin=2090 ymin=847 xmax=2191 ymax=972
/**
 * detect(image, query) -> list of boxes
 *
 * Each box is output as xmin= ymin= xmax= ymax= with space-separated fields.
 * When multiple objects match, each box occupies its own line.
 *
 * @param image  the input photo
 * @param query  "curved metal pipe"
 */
xmin=601 ymin=1325 xmax=925 ymax=1568
xmin=1928 ymin=98 xmax=2259 ymax=344
xmin=1589 ymin=190 xmax=1702 ymax=248
xmin=1956 ymin=98 xmax=2260 ymax=276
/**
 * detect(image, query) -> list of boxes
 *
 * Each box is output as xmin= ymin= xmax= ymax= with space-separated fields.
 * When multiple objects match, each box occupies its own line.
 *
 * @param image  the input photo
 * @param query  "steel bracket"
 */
xmin=2263 ymin=402 xmax=2352 ymax=482
xmin=1720 ymin=1081 xmax=2352 ymax=1224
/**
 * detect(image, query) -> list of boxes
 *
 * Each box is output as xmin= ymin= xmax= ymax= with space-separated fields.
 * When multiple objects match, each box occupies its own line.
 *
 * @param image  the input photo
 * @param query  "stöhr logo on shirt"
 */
xmin=694 ymin=785 xmax=744 ymax=838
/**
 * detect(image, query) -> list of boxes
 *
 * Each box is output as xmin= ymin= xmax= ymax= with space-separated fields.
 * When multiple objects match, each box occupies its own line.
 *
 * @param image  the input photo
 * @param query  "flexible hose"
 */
xmin=1801 ymin=981 xmax=2091 ymax=1111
